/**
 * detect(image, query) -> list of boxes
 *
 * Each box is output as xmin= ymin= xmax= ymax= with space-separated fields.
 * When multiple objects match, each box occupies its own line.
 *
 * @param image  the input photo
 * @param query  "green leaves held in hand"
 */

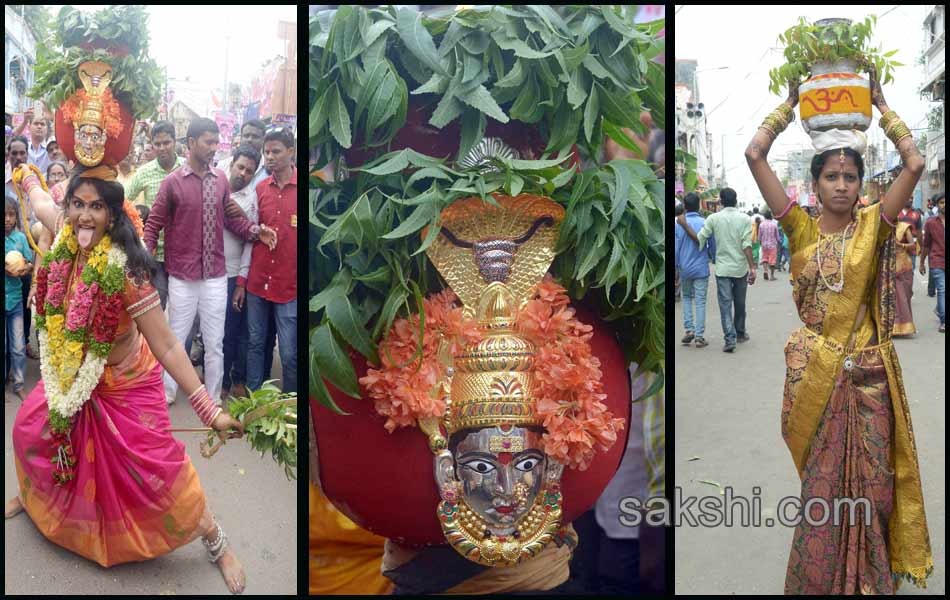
xmin=211 ymin=383 xmax=297 ymax=481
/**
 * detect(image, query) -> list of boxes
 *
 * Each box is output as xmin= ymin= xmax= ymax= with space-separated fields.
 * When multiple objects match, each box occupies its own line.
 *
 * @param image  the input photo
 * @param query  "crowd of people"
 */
xmin=5 ymin=109 xmax=299 ymax=404
xmin=674 ymin=186 xmax=946 ymax=352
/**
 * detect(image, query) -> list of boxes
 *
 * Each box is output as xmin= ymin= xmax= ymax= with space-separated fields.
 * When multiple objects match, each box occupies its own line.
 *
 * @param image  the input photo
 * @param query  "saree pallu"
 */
xmin=12 ymin=337 xmax=207 ymax=567
xmin=779 ymin=202 xmax=931 ymax=593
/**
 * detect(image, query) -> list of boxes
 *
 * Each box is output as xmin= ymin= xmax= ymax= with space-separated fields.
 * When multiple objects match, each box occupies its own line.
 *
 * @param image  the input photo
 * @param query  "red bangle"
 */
xmin=189 ymin=385 xmax=221 ymax=427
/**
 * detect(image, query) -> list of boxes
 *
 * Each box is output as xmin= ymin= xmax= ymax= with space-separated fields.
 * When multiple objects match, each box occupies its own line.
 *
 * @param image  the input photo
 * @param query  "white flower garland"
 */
xmin=38 ymin=237 xmax=127 ymax=422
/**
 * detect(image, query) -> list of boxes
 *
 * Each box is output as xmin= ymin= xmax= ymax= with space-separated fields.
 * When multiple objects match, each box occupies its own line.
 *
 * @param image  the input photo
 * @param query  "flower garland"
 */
xmin=60 ymin=88 xmax=123 ymax=139
xmin=35 ymin=222 xmax=127 ymax=484
xmin=360 ymin=277 xmax=625 ymax=471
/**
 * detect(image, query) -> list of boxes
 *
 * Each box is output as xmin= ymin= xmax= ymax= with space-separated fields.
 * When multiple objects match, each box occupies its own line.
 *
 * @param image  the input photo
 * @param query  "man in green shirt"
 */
xmin=123 ymin=121 xmax=184 ymax=309
xmin=678 ymin=188 xmax=756 ymax=352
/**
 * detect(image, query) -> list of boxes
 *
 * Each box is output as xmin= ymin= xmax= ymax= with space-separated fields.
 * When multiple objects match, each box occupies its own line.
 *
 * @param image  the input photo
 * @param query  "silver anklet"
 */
xmin=202 ymin=518 xmax=229 ymax=563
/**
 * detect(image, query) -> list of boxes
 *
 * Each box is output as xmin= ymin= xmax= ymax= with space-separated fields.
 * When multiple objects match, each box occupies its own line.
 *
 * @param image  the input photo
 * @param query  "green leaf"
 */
xmin=503 ymin=155 xmax=572 ymax=170
xmin=490 ymin=31 xmax=553 ymax=59
xmin=308 ymin=88 xmax=330 ymax=136
xmin=567 ymin=68 xmax=589 ymax=109
xmin=311 ymin=373 xmax=350 ymax=416
xmin=372 ymin=285 xmax=409 ymax=339
xmin=395 ymin=7 xmax=448 ymax=76
xmin=311 ymin=324 xmax=360 ymax=398
xmin=509 ymin=173 xmax=525 ymax=197
xmin=457 ymin=110 xmax=487 ymax=163
xmin=326 ymin=294 xmax=378 ymax=364
xmin=310 ymin=269 xmax=352 ymax=312
xmin=412 ymin=217 xmax=442 ymax=256
xmin=411 ymin=71 xmax=447 ymax=95
xmin=583 ymin=83 xmax=600 ymax=143
xmin=328 ymin=83 xmax=352 ymax=148
xmin=365 ymin=70 xmax=399 ymax=134
xmin=458 ymin=84 xmax=510 ymax=123
xmin=495 ymin=59 xmax=526 ymax=88
xmin=509 ymin=75 xmax=541 ymax=123
xmin=362 ymin=19 xmax=394 ymax=48
xmin=407 ymin=166 xmax=454 ymax=188
xmin=359 ymin=150 xmax=410 ymax=175
xmin=382 ymin=203 xmax=438 ymax=239
xmin=430 ymin=91 xmax=464 ymax=128
xmin=598 ymin=83 xmax=640 ymax=128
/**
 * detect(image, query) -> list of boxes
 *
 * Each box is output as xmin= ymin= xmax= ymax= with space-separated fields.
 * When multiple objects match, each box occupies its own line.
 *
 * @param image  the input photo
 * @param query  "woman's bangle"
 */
xmin=189 ymin=385 xmax=222 ymax=427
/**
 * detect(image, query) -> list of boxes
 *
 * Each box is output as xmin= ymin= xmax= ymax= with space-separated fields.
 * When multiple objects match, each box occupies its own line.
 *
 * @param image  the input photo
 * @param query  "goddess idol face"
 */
xmin=437 ymin=426 xmax=548 ymax=531
xmin=75 ymin=124 xmax=106 ymax=166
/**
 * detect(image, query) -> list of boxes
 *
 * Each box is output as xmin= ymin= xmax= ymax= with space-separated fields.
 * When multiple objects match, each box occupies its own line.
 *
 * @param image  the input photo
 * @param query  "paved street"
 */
xmin=674 ymin=264 xmax=945 ymax=595
xmin=4 ymin=348 xmax=297 ymax=595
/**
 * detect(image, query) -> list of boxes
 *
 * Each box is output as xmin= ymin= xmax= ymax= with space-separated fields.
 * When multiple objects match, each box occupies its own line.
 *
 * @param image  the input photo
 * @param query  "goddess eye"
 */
xmin=515 ymin=457 xmax=540 ymax=471
xmin=462 ymin=460 xmax=496 ymax=474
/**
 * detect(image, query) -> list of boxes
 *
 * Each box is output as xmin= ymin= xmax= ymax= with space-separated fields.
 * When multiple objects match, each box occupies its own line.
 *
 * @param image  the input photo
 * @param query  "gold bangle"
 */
xmin=776 ymin=103 xmax=793 ymax=121
xmin=887 ymin=122 xmax=912 ymax=146
xmin=879 ymin=110 xmax=898 ymax=130
xmin=758 ymin=124 xmax=777 ymax=139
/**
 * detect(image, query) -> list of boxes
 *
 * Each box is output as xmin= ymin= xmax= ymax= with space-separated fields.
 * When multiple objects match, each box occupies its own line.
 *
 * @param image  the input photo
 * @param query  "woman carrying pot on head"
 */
xmin=744 ymin=64 xmax=933 ymax=594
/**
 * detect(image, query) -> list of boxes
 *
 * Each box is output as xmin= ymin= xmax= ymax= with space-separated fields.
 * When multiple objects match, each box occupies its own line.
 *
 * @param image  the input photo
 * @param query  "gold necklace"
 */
xmin=815 ymin=218 xmax=855 ymax=294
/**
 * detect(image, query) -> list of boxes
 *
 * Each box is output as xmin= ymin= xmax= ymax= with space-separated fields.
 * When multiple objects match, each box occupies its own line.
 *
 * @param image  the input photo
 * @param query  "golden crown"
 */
xmin=424 ymin=195 xmax=564 ymax=436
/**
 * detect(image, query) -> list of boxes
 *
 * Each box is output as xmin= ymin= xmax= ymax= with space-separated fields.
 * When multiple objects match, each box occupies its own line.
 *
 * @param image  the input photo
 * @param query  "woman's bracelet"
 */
xmin=881 ymin=110 xmax=913 ymax=146
xmin=189 ymin=385 xmax=222 ymax=427
xmin=760 ymin=104 xmax=794 ymax=138
xmin=22 ymin=173 xmax=43 ymax=195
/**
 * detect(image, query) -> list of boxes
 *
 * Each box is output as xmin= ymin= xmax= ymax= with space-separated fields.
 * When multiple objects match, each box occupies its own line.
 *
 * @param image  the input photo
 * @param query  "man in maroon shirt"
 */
xmin=920 ymin=193 xmax=945 ymax=332
xmin=245 ymin=127 xmax=297 ymax=393
xmin=144 ymin=118 xmax=276 ymax=404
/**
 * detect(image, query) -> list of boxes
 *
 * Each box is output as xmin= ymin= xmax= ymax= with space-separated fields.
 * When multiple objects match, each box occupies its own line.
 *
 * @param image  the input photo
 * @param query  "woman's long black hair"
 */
xmin=64 ymin=168 xmax=157 ymax=281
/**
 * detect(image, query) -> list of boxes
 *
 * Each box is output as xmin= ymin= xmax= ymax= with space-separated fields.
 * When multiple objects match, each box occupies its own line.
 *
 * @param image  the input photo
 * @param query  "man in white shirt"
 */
xmin=221 ymin=144 xmax=273 ymax=401
xmin=217 ymin=119 xmax=269 ymax=191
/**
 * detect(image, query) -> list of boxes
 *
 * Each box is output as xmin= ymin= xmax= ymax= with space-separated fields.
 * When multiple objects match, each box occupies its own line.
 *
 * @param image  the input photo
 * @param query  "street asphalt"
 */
xmin=674 ymin=263 xmax=945 ymax=595
xmin=4 ymin=346 xmax=297 ymax=595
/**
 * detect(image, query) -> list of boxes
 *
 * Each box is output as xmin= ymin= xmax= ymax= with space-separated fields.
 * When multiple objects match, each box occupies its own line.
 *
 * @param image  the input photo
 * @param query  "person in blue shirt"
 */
xmin=5 ymin=197 xmax=35 ymax=400
xmin=675 ymin=193 xmax=715 ymax=348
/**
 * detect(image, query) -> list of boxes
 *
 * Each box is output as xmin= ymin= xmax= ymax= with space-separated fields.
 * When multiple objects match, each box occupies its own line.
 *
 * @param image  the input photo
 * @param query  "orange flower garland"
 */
xmin=60 ymin=88 xmax=123 ymax=139
xmin=360 ymin=276 xmax=625 ymax=471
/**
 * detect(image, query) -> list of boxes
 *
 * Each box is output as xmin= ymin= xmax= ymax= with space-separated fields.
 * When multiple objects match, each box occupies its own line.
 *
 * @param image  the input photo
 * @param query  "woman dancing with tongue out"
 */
xmin=5 ymin=163 xmax=274 ymax=594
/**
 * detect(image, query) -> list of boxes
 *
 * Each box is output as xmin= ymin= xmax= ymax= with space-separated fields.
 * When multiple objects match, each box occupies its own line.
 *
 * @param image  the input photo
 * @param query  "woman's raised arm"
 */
xmin=746 ymin=82 xmax=800 ymax=216
xmin=867 ymin=64 xmax=924 ymax=224
xmin=13 ymin=165 xmax=61 ymax=235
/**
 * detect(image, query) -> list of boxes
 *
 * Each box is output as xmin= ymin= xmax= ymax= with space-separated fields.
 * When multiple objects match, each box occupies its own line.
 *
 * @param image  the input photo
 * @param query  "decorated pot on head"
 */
xmin=313 ymin=193 xmax=629 ymax=567
xmin=798 ymin=19 xmax=872 ymax=134
xmin=55 ymin=60 xmax=135 ymax=169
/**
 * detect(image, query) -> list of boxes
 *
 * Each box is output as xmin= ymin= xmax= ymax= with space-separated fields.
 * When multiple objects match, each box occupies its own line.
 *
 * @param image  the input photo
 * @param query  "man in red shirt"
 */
xmin=919 ymin=193 xmax=945 ymax=333
xmin=245 ymin=127 xmax=297 ymax=392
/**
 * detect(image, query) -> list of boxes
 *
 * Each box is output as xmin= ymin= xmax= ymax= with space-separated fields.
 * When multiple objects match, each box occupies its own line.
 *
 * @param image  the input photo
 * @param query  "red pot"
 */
xmin=312 ymin=303 xmax=631 ymax=546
